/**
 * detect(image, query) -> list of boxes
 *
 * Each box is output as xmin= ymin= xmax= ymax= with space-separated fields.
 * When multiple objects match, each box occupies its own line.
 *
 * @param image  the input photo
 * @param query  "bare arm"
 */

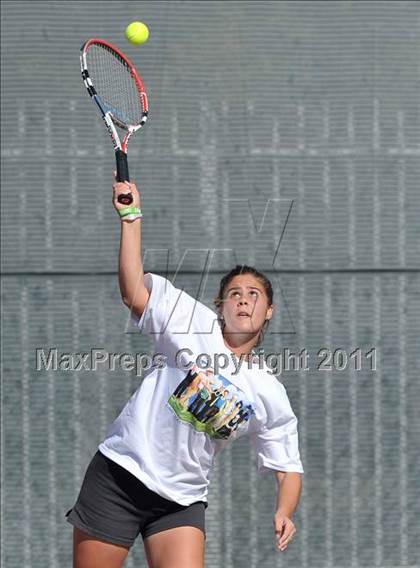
xmin=274 ymin=471 xmax=302 ymax=517
xmin=273 ymin=471 xmax=302 ymax=552
xmin=113 ymin=179 xmax=149 ymax=317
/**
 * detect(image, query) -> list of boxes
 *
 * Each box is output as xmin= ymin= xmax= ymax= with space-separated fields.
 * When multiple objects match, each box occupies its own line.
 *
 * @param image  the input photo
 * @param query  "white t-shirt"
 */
xmin=98 ymin=273 xmax=304 ymax=506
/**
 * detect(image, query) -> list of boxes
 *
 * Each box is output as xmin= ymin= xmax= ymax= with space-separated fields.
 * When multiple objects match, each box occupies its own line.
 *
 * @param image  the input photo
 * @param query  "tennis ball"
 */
xmin=125 ymin=21 xmax=149 ymax=45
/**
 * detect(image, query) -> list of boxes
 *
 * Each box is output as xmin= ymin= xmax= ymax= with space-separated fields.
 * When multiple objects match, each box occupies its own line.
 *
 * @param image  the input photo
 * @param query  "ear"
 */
xmin=266 ymin=304 xmax=274 ymax=321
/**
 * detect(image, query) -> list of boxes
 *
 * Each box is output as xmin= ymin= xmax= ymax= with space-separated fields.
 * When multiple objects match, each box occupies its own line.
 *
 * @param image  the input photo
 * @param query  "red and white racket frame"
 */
xmin=80 ymin=38 xmax=148 ymax=203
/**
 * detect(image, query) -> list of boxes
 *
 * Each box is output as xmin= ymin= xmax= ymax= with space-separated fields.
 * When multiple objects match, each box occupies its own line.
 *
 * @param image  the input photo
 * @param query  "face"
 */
xmin=218 ymin=274 xmax=273 ymax=337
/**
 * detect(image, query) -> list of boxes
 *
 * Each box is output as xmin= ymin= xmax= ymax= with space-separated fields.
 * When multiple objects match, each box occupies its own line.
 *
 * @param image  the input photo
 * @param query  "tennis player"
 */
xmin=65 ymin=178 xmax=304 ymax=568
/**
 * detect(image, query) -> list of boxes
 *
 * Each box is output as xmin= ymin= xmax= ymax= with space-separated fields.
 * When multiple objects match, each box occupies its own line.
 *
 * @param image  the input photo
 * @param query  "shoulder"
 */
xmin=255 ymin=367 xmax=288 ymax=401
xmin=249 ymin=355 xmax=287 ymax=393
xmin=144 ymin=272 xmax=220 ymax=327
xmin=250 ymin=366 xmax=295 ymax=423
xmin=143 ymin=272 xmax=173 ymax=295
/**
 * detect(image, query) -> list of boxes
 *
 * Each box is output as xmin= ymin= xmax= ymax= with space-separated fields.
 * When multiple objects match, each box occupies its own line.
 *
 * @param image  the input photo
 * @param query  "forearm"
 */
xmin=275 ymin=472 xmax=302 ymax=517
xmin=118 ymin=219 xmax=144 ymax=305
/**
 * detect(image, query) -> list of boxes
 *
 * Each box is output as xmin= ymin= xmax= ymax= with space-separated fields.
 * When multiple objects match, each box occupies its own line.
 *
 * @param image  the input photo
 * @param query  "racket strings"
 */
xmin=87 ymin=44 xmax=145 ymax=127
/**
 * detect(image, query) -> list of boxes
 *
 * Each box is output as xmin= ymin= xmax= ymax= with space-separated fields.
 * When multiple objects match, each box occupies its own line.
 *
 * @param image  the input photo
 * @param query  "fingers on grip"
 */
xmin=117 ymin=193 xmax=134 ymax=205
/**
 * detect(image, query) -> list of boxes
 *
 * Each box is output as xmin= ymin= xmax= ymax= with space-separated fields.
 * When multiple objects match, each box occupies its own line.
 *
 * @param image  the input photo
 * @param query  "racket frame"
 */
xmin=80 ymin=38 xmax=148 ymax=199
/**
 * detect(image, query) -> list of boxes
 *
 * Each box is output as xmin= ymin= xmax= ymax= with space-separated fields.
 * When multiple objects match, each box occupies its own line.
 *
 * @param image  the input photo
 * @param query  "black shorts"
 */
xmin=65 ymin=450 xmax=207 ymax=547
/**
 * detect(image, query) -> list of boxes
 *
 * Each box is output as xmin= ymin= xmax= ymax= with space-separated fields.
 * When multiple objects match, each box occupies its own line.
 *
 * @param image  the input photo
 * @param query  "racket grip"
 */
xmin=115 ymin=149 xmax=133 ymax=205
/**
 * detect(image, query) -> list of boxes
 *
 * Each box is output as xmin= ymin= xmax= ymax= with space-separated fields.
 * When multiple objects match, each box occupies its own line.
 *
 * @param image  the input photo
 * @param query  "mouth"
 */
xmin=237 ymin=312 xmax=251 ymax=318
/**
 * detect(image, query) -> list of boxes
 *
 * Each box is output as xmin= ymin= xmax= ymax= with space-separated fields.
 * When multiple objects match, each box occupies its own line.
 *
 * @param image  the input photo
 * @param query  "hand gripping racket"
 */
xmin=80 ymin=38 xmax=148 ymax=205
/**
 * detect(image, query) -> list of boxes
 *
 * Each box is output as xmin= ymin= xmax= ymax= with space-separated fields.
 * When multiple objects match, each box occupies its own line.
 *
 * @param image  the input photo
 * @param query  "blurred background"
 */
xmin=1 ymin=1 xmax=419 ymax=566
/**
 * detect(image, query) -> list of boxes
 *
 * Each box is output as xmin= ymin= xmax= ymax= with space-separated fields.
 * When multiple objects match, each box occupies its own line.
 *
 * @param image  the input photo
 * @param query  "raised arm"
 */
xmin=113 ymin=178 xmax=150 ymax=318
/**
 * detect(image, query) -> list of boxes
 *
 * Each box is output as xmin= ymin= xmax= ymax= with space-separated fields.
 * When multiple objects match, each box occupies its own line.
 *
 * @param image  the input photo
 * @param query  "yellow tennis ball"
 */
xmin=125 ymin=21 xmax=149 ymax=45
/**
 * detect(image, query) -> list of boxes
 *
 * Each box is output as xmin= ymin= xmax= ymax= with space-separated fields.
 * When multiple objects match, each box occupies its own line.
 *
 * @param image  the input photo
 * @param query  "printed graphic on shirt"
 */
xmin=168 ymin=364 xmax=255 ymax=440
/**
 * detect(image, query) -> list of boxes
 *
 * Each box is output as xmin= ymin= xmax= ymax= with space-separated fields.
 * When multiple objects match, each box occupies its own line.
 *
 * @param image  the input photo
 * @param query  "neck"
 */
xmin=222 ymin=331 xmax=260 ymax=359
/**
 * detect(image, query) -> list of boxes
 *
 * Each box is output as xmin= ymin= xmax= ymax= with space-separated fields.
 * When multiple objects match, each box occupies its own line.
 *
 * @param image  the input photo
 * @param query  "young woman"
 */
xmin=65 ymin=178 xmax=304 ymax=568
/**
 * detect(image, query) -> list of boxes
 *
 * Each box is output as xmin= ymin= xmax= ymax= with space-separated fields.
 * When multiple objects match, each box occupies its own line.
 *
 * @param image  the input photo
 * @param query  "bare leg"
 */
xmin=73 ymin=527 xmax=130 ymax=568
xmin=143 ymin=526 xmax=205 ymax=568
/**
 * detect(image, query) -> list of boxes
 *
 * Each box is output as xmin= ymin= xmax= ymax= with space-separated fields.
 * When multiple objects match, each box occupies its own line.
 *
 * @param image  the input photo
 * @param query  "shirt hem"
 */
xmin=258 ymin=463 xmax=304 ymax=474
xmin=98 ymin=444 xmax=209 ymax=507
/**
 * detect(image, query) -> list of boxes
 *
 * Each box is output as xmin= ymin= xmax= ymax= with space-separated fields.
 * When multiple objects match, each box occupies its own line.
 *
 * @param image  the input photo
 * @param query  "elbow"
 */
xmin=121 ymin=296 xmax=138 ymax=313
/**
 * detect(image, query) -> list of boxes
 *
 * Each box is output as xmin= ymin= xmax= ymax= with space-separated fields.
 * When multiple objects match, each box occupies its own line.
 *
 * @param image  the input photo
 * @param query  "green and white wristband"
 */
xmin=118 ymin=206 xmax=143 ymax=221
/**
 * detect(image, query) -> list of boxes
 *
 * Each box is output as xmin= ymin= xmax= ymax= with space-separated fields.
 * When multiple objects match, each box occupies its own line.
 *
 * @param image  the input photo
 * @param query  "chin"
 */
xmin=231 ymin=321 xmax=259 ymax=334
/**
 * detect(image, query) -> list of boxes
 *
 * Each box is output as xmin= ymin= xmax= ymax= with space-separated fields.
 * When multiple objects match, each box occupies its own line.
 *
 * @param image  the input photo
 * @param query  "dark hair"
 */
xmin=213 ymin=264 xmax=273 ymax=347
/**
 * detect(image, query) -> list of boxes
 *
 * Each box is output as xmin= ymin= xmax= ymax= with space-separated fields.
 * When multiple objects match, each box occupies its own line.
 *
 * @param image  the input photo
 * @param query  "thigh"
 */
xmin=73 ymin=527 xmax=130 ymax=568
xmin=66 ymin=451 xmax=143 ymax=549
xmin=143 ymin=526 xmax=205 ymax=568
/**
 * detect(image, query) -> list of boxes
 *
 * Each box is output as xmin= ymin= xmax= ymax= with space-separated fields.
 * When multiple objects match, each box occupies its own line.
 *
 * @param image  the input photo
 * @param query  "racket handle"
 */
xmin=115 ymin=149 xmax=133 ymax=205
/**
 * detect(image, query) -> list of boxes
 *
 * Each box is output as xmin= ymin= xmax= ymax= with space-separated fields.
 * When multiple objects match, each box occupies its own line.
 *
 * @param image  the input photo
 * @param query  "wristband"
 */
xmin=118 ymin=206 xmax=142 ymax=221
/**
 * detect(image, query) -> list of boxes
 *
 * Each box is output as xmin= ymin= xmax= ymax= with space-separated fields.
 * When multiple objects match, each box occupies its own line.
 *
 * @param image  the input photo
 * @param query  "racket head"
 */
xmin=80 ymin=38 xmax=148 ymax=146
xmin=80 ymin=38 xmax=149 ymax=204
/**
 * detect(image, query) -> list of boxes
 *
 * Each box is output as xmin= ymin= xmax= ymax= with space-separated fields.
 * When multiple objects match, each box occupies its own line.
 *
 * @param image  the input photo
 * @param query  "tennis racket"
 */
xmin=80 ymin=38 xmax=148 ymax=205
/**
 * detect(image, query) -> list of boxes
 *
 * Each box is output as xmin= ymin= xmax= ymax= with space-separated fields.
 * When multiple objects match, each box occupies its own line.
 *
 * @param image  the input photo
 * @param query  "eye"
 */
xmin=249 ymin=290 xmax=258 ymax=297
